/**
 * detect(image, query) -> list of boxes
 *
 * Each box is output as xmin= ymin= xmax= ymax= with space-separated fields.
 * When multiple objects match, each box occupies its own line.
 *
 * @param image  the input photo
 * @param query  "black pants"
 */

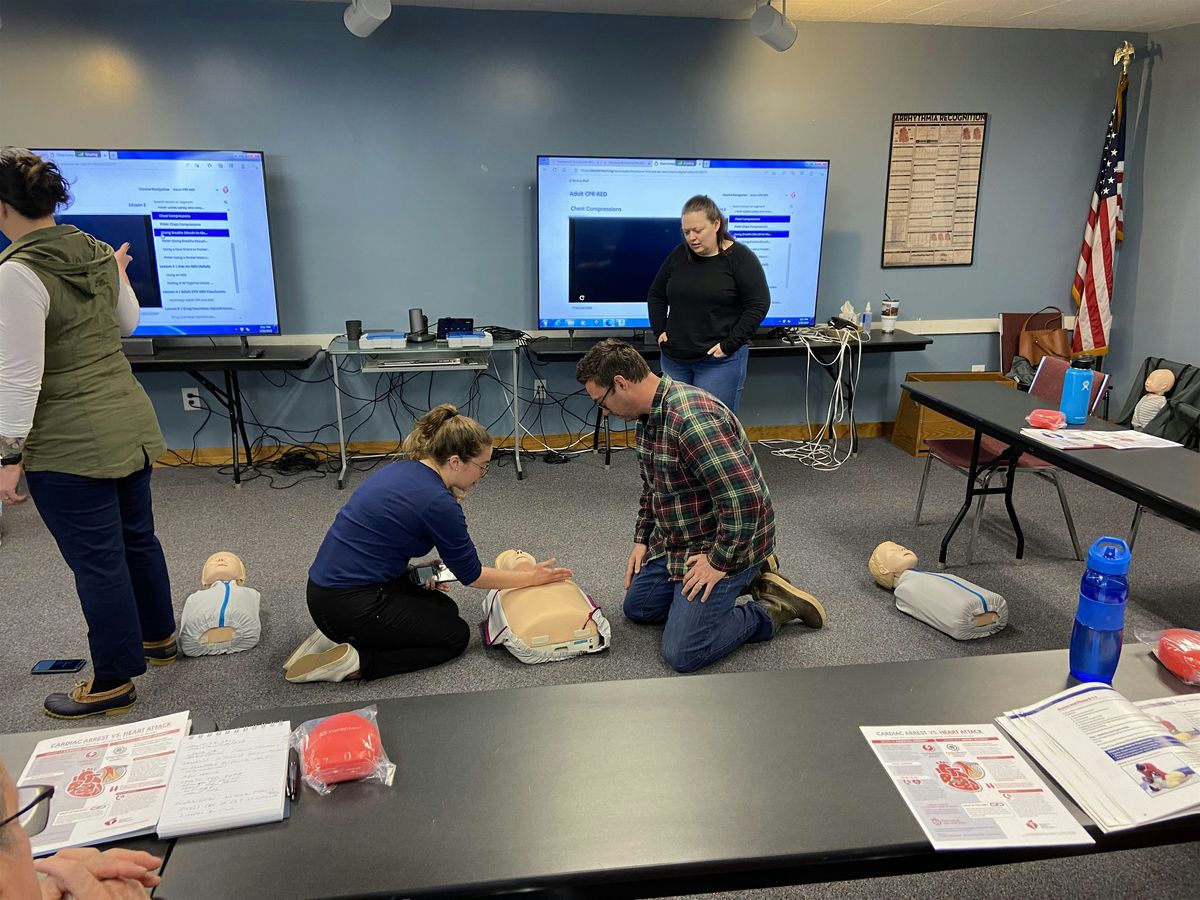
xmin=306 ymin=576 xmax=469 ymax=680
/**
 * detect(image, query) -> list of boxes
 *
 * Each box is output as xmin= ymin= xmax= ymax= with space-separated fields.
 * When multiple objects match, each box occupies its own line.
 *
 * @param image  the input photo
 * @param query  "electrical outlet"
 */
xmin=533 ymin=379 xmax=547 ymax=402
xmin=971 ymin=364 xmax=986 ymax=373
xmin=181 ymin=388 xmax=202 ymax=411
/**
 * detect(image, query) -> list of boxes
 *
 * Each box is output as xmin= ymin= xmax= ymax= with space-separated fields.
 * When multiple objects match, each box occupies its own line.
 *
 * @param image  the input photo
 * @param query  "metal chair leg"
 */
xmin=914 ymin=454 xmax=934 ymax=526
xmin=1047 ymin=470 xmax=1083 ymax=560
xmin=1129 ymin=504 xmax=1143 ymax=549
xmin=966 ymin=467 xmax=996 ymax=564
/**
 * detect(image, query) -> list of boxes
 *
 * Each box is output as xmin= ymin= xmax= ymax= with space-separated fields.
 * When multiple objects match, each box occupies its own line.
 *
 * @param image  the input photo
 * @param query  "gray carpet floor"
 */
xmin=2 ymin=437 xmax=1197 ymax=896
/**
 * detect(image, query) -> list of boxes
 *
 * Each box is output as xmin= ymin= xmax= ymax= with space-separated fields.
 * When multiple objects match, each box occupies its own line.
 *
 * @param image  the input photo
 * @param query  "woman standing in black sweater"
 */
xmin=647 ymin=195 xmax=770 ymax=414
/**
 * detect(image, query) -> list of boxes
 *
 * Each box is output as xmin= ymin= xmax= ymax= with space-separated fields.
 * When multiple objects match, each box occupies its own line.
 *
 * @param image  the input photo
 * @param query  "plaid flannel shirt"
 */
xmin=634 ymin=376 xmax=775 ymax=578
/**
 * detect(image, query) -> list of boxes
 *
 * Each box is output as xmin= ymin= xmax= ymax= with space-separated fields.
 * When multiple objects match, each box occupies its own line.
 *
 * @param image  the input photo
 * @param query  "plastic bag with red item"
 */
xmin=1138 ymin=629 xmax=1200 ymax=685
xmin=1139 ymin=629 xmax=1200 ymax=686
xmin=290 ymin=705 xmax=396 ymax=795
xmin=1026 ymin=409 xmax=1067 ymax=429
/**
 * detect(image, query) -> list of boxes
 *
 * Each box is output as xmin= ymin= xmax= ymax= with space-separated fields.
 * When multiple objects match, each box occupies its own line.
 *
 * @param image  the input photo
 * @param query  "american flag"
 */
xmin=1071 ymin=72 xmax=1128 ymax=356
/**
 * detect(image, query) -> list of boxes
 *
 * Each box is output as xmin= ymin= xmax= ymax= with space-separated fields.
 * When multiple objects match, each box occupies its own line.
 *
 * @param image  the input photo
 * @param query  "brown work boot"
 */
xmin=752 ymin=572 xmax=826 ymax=631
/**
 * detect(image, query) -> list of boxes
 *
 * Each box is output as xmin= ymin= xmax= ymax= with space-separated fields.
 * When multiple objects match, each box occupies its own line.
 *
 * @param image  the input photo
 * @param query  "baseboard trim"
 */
xmin=156 ymin=422 xmax=896 ymax=467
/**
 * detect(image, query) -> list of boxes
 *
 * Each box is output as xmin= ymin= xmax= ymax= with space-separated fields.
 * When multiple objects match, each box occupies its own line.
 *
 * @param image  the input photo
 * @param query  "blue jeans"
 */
xmin=659 ymin=344 xmax=750 ymax=413
xmin=623 ymin=556 xmax=772 ymax=673
xmin=25 ymin=462 xmax=175 ymax=681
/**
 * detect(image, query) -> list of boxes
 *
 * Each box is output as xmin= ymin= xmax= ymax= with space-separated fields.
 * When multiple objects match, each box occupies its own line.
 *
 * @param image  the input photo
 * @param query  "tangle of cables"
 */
xmin=758 ymin=325 xmax=864 ymax=472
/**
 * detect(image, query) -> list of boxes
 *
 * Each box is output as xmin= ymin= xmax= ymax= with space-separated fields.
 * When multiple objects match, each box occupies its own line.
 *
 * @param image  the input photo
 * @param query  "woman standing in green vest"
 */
xmin=0 ymin=148 xmax=177 ymax=718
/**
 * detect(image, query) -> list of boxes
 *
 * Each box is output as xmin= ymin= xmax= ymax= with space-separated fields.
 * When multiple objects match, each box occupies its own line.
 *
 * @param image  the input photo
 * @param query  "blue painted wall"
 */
xmin=0 ymin=1 xmax=1158 ymax=445
xmin=1106 ymin=24 xmax=1200 ymax=399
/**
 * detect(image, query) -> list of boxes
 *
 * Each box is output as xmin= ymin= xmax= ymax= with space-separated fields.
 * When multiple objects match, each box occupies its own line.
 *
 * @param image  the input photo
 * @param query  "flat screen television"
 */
xmin=0 ymin=149 xmax=281 ymax=336
xmin=537 ymin=156 xmax=830 ymax=330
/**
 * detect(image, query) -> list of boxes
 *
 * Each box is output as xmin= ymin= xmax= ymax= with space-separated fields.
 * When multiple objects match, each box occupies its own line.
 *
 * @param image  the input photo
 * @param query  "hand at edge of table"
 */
xmin=35 ymin=847 xmax=161 ymax=899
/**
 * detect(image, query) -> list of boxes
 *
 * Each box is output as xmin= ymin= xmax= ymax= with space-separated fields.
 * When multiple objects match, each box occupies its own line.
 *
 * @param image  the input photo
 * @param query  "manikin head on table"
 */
xmin=201 ymin=551 xmax=247 ymax=587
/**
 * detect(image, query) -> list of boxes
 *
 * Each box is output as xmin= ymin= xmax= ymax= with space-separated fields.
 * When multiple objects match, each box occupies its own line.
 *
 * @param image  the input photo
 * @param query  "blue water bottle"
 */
xmin=1068 ymin=537 xmax=1131 ymax=684
xmin=1059 ymin=356 xmax=1095 ymax=425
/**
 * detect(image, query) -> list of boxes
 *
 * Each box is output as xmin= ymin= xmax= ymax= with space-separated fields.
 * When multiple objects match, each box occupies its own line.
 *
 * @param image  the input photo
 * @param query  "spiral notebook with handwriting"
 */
xmin=157 ymin=721 xmax=291 ymax=839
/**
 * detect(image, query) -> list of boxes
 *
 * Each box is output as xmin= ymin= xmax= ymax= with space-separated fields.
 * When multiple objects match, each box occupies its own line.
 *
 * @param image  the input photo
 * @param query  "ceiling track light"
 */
xmin=751 ymin=0 xmax=797 ymax=53
xmin=344 ymin=0 xmax=392 ymax=38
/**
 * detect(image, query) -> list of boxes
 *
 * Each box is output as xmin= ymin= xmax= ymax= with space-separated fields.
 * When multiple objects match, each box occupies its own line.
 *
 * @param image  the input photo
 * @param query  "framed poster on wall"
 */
xmin=882 ymin=113 xmax=987 ymax=268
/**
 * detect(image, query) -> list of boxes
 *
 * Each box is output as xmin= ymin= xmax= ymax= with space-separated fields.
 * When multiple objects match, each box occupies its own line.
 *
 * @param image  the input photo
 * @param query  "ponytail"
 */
xmin=401 ymin=404 xmax=491 ymax=465
xmin=0 ymin=148 xmax=71 ymax=218
xmin=681 ymin=194 xmax=732 ymax=256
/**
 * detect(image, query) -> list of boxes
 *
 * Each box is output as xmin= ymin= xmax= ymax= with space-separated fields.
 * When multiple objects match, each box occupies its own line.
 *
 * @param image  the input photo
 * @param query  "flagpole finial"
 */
xmin=1113 ymin=40 xmax=1135 ymax=75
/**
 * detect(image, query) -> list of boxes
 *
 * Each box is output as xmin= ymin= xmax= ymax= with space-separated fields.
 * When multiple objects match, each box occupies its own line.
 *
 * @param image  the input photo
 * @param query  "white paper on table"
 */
xmin=1020 ymin=428 xmax=1180 ymax=451
xmin=18 ymin=711 xmax=191 ymax=856
xmin=861 ymin=723 xmax=1094 ymax=851
xmin=997 ymin=685 xmax=1200 ymax=833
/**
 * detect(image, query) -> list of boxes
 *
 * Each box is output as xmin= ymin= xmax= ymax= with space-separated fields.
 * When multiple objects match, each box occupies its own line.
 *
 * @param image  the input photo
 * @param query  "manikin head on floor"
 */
xmin=201 ymin=551 xmax=247 ymax=587
xmin=868 ymin=541 xmax=917 ymax=590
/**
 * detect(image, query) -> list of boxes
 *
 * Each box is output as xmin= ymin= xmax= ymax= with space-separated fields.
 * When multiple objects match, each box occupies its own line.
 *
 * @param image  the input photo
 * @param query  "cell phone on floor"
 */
xmin=31 ymin=658 xmax=86 ymax=675
xmin=413 ymin=563 xmax=457 ymax=585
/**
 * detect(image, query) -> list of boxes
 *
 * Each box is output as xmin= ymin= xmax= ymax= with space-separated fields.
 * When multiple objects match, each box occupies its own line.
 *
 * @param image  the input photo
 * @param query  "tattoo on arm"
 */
xmin=1 ymin=435 xmax=27 ymax=457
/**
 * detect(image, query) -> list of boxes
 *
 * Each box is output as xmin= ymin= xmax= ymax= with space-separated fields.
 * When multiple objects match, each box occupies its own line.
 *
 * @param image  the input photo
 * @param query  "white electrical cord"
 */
xmin=757 ymin=325 xmax=864 ymax=471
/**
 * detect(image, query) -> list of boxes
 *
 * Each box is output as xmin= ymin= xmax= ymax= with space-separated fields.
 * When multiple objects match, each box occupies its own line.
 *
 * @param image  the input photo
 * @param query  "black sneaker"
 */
xmin=44 ymin=679 xmax=137 ymax=719
xmin=143 ymin=635 xmax=178 ymax=666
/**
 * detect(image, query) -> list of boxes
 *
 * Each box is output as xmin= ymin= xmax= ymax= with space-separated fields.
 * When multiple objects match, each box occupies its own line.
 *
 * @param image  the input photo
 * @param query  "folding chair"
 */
xmin=914 ymin=357 xmax=1110 ymax=563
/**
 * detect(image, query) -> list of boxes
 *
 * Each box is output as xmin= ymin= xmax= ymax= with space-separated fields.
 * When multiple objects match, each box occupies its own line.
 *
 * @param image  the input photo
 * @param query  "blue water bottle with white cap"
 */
xmin=1068 ymin=537 xmax=1131 ymax=684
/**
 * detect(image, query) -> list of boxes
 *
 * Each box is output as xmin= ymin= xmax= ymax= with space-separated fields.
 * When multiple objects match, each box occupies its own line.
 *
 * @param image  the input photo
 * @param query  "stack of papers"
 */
xmin=997 ymin=685 xmax=1200 ymax=833
xmin=157 ymin=721 xmax=291 ymax=838
xmin=17 ymin=712 xmax=191 ymax=856
xmin=1020 ymin=428 xmax=1180 ymax=451
xmin=17 ymin=712 xmax=292 ymax=855
xmin=861 ymin=724 xmax=1092 ymax=850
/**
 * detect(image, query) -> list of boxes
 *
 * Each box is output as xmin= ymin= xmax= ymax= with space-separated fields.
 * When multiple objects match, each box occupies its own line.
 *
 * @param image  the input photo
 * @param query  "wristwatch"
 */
xmin=0 ymin=452 xmax=22 ymax=467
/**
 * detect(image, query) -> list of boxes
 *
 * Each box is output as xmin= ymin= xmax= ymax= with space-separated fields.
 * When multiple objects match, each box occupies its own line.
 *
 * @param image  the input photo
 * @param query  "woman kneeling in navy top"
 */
xmin=291 ymin=404 xmax=573 ymax=682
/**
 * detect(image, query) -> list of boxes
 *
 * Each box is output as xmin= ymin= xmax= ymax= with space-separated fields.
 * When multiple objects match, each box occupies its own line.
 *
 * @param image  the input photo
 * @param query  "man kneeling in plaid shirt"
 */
xmin=577 ymin=339 xmax=825 ymax=673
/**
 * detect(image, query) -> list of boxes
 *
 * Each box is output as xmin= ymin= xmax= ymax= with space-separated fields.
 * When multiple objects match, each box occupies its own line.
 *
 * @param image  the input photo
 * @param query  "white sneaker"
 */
xmin=285 ymin=644 xmax=361 ymax=683
xmin=282 ymin=629 xmax=338 ymax=672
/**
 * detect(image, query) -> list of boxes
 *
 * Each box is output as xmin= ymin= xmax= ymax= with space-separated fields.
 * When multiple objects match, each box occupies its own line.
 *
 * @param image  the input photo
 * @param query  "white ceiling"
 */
xmin=315 ymin=0 xmax=1200 ymax=33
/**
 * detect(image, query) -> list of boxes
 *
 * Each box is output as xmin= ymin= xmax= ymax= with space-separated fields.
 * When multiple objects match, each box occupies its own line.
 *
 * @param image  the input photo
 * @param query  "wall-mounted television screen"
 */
xmin=0 ymin=149 xmax=281 ymax=337
xmin=537 ymin=156 xmax=829 ymax=330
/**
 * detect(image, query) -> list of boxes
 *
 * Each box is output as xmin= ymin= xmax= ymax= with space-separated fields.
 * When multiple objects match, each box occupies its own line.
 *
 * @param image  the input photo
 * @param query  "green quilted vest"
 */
xmin=0 ymin=225 xmax=165 ymax=477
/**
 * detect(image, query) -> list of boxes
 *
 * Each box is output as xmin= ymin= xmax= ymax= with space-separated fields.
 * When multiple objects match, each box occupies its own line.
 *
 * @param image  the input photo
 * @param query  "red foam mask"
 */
xmin=302 ymin=712 xmax=384 ymax=785
xmin=1026 ymin=409 xmax=1067 ymax=429
xmin=1158 ymin=629 xmax=1200 ymax=685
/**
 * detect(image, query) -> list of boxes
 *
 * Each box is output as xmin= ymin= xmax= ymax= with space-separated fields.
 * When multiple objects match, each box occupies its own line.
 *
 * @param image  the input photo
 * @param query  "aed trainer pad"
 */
xmin=437 ymin=317 xmax=474 ymax=339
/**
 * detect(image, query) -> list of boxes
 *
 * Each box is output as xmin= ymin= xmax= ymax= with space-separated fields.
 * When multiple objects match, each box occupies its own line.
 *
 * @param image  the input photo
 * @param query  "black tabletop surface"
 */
xmin=903 ymin=381 xmax=1200 ymax=529
xmin=530 ymin=329 xmax=931 ymax=361
xmin=157 ymin=649 xmax=1198 ymax=900
xmin=127 ymin=345 xmax=322 ymax=372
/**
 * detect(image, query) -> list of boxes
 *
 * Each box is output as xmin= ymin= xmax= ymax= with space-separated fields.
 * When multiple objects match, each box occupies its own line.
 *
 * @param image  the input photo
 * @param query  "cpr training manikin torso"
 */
xmin=179 ymin=551 xmax=262 ymax=656
xmin=483 ymin=550 xmax=610 ymax=663
xmin=869 ymin=541 xmax=1008 ymax=640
